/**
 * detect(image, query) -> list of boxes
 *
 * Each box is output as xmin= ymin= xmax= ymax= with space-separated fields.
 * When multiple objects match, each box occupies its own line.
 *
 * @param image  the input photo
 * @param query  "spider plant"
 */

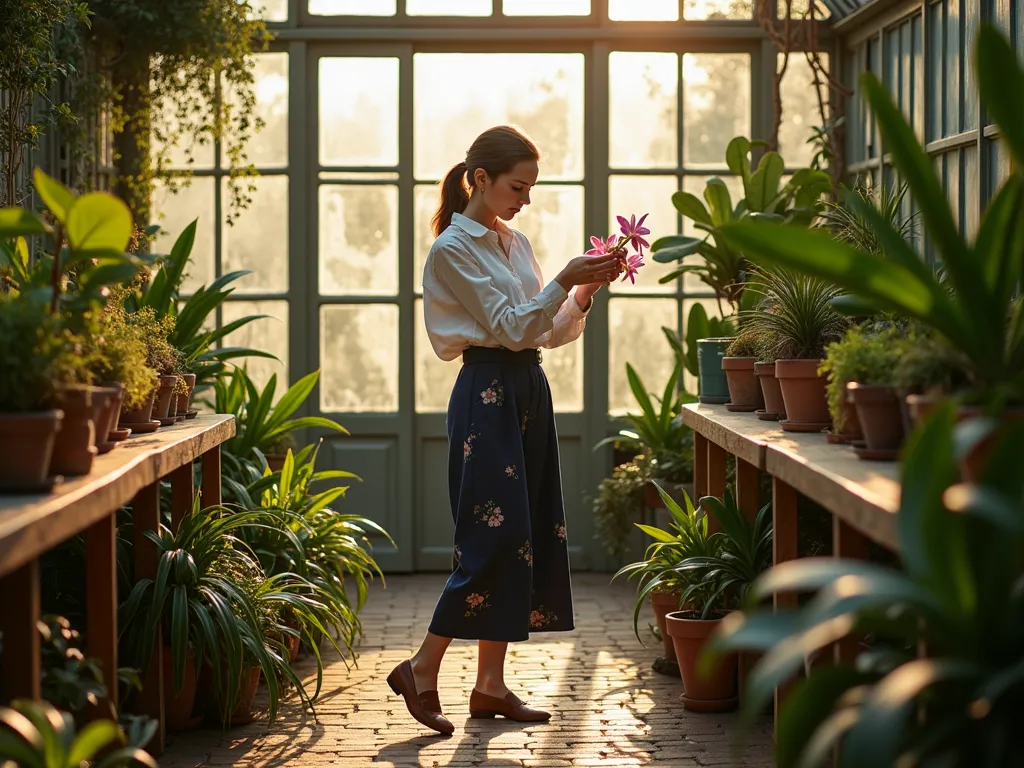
xmin=612 ymin=484 xmax=720 ymax=643
xmin=742 ymin=266 xmax=848 ymax=361
xmin=719 ymin=24 xmax=1024 ymax=408
xmin=676 ymin=490 xmax=773 ymax=619
xmin=703 ymin=403 xmax=1024 ymax=767
xmin=0 ymin=700 xmax=156 ymax=768
xmin=820 ymin=182 xmax=919 ymax=257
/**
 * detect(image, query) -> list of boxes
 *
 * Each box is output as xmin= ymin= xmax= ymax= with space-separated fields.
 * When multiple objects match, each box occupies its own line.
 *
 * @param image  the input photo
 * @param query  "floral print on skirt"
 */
xmin=428 ymin=352 xmax=575 ymax=642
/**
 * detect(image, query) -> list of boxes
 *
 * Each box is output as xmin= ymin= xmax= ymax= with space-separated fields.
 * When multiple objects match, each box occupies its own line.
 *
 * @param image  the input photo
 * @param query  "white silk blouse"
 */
xmin=423 ymin=212 xmax=591 ymax=362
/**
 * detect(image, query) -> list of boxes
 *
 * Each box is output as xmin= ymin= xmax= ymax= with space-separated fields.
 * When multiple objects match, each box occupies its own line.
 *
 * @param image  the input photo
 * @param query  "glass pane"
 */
xmin=320 ymin=171 xmax=399 ymax=181
xmin=320 ymin=305 xmax=399 ymax=412
xmin=415 ymin=299 xmax=459 ymax=411
xmin=609 ymin=52 xmax=678 ymax=169
xmin=223 ymin=52 xmax=288 ymax=169
xmin=252 ymin=0 xmax=288 ymax=22
xmin=319 ymin=58 xmax=399 ymax=166
xmin=545 ymin=342 xmax=583 ymax=411
xmin=151 ymin=88 xmax=214 ymax=170
xmin=319 ymin=184 xmax=398 ymax=296
xmin=514 ymin=185 xmax=584 ymax=288
xmin=682 ymin=297 xmax=723 ymax=394
xmin=414 ymin=53 xmax=585 ymax=180
xmin=309 ymin=0 xmax=395 ymax=14
xmin=685 ymin=0 xmax=752 ymax=18
xmin=609 ymin=298 xmax=678 ymax=414
xmin=608 ymin=175 xmax=677 ymax=294
xmin=221 ymin=175 xmax=289 ymax=293
xmin=414 ymin=184 xmax=440 ymax=292
xmin=780 ymin=0 xmax=830 ymax=17
xmin=683 ymin=53 xmax=751 ymax=167
xmin=409 ymin=0 xmax=490 ymax=13
xmin=609 ymin=0 xmax=678 ymax=21
xmin=150 ymin=178 xmax=215 ymax=295
xmin=779 ymin=53 xmax=828 ymax=168
xmin=222 ymin=300 xmax=289 ymax=396
xmin=504 ymin=0 xmax=590 ymax=14
xmin=682 ymin=174 xmax=743 ymax=292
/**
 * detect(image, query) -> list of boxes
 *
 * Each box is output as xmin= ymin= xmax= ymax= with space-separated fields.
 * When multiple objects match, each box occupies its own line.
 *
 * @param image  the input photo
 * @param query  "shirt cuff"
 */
xmin=568 ymin=289 xmax=592 ymax=319
xmin=537 ymin=279 xmax=569 ymax=318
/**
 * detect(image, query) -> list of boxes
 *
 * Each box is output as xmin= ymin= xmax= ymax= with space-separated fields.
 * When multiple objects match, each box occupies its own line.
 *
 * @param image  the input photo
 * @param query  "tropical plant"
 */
xmin=742 ymin=266 xmax=848 ymax=361
xmin=720 ymin=25 xmax=1024 ymax=408
xmin=663 ymin=303 xmax=737 ymax=384
xmin=704 ymin=403 xmax=1024 ymax=767
xmin=591 ymin=454 xmax=652 ymax=561
xmin=612 ymin=484 xmax=719 ymax=643
xmin=214 ymin=367 xmax=349 ymax=469
xmin=650 ymin=137 xmax=831 ymax=317
xmin=819 ymin=324 xmax=909 ymax=431
xmin=676 ymin=490 xmax=772 ymax=619
xmin=0 ymin=699 xmax=156 ymax=768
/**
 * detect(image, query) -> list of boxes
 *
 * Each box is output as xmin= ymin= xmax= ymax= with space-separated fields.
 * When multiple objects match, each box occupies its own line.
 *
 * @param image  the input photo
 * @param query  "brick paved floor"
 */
xmin=159 ymin=573 xmax=774 ymax=767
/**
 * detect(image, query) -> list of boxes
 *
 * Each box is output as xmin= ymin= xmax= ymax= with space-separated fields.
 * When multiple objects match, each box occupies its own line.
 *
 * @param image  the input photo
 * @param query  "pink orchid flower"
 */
xmin=585 ymin=212 xmax=650 ymax=284
xmin=622 ymin=253 xmax=645 ymax=284
xmin=616 ymin=213 xmax=650 ymax=253
xmin=584 ymin=234 xmax=619 ymax=258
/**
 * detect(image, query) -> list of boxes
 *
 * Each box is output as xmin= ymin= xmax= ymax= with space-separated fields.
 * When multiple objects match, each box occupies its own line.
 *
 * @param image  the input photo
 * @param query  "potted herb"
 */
xmin=92 ymin=303 xmax=158 ymax=442
xmin=722 ymin=331 xmax=765 ymax=412
xmin=743 ymin=267 xmax=847 ymax=432
xmin=613 ymin=485 xmax=718 ymax=674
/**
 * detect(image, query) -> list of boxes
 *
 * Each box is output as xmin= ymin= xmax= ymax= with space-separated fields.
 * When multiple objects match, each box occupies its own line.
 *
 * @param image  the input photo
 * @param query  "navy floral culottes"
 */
xmin=428 ymin=346 xmax=575 ymax=642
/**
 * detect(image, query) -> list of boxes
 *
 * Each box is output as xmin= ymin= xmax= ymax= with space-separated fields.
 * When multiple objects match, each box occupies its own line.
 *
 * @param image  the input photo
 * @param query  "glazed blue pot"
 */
xmin=697 ymin=337 xmax=735 ymax=404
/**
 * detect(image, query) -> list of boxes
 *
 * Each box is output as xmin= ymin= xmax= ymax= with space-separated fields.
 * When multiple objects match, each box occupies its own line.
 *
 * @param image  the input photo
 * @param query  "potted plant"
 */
xmin=592 ymin=456 xmax=651 ymax=562
xmin=722 ymin=331 xmax=765 ymax=412
xmin=91 ymin=303 xmax=158 ymax=442
xmin=753 ymin=332 xmax=786 ymax=421
xmin=743 ymin=267 xmax=847 ymax=432
xmin=704 ymin=401 xmax=1024 ymax=766
xmin=613 ymin=485 xmax=718 ymax=675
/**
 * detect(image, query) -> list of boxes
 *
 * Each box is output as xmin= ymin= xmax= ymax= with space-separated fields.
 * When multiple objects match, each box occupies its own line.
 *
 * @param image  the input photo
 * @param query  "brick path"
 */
xmin=159 ymin=573 xmax=774 ymax=767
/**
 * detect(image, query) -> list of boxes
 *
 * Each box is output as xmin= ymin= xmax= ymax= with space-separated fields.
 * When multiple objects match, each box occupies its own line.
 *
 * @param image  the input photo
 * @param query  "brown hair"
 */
xmin=430 ymin=125 xmax=540 ymax=237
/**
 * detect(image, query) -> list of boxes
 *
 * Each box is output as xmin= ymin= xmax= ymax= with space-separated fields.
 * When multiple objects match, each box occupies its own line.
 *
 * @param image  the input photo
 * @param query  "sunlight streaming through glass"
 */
xmin=780 ymin=0 xmax=831 ymax=18
xmin=683 ymin=53 xmax=751 ymax=167
xmin=503 ymin=0 xmax=590 ymax=14
xmin=319 ymin=184 xmax=399 ymax=295
xmin=221 ymin=175 xmax=289 ymax=293
xmin=609 ymin=0 xmax=678 ymax=21
xmin=224 ymin=52 xmax=288 ymax=168
xmin=319 ymin=58 xmax=399 ymax=167
xmin=684 ymin=0 xmax=752 ymax=19
xmin=609 ymin=52 xmax=677 ymax=169
xmin=608 ymin=176 xmax=677 ymax=294
xmin=415 ymin=299 xmax=459 ymax=411
xmin=779 ymin=53 xmax=829 ymax=167
xmin=251 ymin=0 xmax=288 ymax=21
xmin=309 ymin=0 xmax=395 ymax=15
xmin=414 ymin=54 xmax=584 ymax=180
xmin=222 ymin=301 xmax=289 ymax=397
xmin=150 ymin=179 xmax=215 ymax=294
xmin=151 ymin=88 xmax=214 ymax=170
xmin=408 ymin=0 xmax=490 ymax=13
xmin=414 ymin=184 xmax=439 ymax=292
xmin=320 ymin=305 xmax=399 ymax=412
xmin=608 ymin=298 xmax=678 ymax=414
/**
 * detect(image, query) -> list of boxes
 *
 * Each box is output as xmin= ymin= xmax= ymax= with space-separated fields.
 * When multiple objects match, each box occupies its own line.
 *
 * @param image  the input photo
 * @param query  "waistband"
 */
xmin=462 ymin=346 xmax=542 ymax=365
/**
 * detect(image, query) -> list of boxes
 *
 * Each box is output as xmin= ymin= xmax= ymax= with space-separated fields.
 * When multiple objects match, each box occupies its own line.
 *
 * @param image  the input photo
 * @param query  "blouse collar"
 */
xmin=451 ymin=211 xmax=510 ymax=240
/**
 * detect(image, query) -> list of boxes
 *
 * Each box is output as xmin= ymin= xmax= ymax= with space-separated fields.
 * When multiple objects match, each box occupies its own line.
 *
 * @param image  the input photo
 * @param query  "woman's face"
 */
xmin=475 ymin=159 xmax=539 ymax=222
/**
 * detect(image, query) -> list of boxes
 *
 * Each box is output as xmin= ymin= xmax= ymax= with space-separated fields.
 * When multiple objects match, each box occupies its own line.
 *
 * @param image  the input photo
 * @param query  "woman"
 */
xmin=386 ymin=125 xmax=623 ymax=735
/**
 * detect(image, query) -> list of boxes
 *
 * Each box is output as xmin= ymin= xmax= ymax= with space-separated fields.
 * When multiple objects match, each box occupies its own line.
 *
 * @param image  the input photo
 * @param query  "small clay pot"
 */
xmin=162 ymin=648 xmax=199 ymax=732
xmin=650 ymin=592 xmax=683 ymax=661
xmin=178 ymin=373 xmax=197 ymax=415
xmin=665 ymin=611 xmax=738 ymax=712
xmin=90 ymin=386 xmax=123 ymax=456
xmin=847 ymin=383 xmax=904 ymax=452
xmin=0 ymin=410 xmax=64 ymax=491
xmin=722 ymin=357 xmax=764 ymax=411
xmin=775 ymin=359 xmax=830 ymax=429
xmin=50 ymin=386 xmax=97 ymax=477
xmin=119 ymin=386 xmax=157 ymax=426
xmin=754 ymin=362 xmax=786 ymax=419
xmin=154 ymin=375 xmax=179 ymax=419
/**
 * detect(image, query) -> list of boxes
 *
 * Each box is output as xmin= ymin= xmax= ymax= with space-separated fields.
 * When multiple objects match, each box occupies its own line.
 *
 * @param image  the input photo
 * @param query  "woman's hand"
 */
xmin=554 ymin=253 xmax=622 ymax=293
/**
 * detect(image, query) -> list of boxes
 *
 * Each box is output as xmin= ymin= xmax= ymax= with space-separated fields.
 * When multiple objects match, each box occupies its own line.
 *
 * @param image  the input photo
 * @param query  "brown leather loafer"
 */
xmin=386 ymin=660 xmax=454 ymax=734
xmin=469 ymin=689 xmax=551 ymax=722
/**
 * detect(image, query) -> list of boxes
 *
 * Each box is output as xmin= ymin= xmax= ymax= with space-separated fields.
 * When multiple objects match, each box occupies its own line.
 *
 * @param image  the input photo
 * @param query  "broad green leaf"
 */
xmin=66 ymin=192 xmax=133 ymax=252
xmin=650 ymin=235 xmax=704 ymax=262
xmin=671 ymin=191 xmax=712 ymax=226
xmin=726 ymin=136 xmax=752 ymax=180
xmin=0 ymin=207 xmax=50 ymax=238
xmin=746 ymin=152 xmax=784 ymax=212
xmin=704 ymin=178 xmax=734 ymax=227
xmin=32 ymin=168 xmax=75 ymax=224
xmin=66 ymin=720 xmax=121 ymax=765
xmin=262 ymin=370 xmax=321 ymax=434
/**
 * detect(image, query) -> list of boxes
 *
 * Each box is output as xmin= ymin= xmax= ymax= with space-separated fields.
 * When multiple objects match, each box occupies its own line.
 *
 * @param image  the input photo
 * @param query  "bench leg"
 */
xmin=772 ymin=477 xmax=799 ymax=730
xmin=132 ymin=482 xmax=164 ymax=756
xmin=736 ymin=457 xmax=761 ymax=523
xmin=693 ymin=433 xmax=708 ymax=501
xmin=170 ymin=463 xmax=194 ymax=532
xmin=86 ymin=513 xmax=119 ymax=716
xmin=0 ymin=560 xmax=41 ymax=703
xmin=201 ymin=446 xmax=222 ymax=509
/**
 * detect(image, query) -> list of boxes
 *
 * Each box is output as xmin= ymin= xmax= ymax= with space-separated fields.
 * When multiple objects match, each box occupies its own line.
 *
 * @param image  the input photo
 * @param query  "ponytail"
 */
xmin=431 ymin=161 xmax=470 ymax=237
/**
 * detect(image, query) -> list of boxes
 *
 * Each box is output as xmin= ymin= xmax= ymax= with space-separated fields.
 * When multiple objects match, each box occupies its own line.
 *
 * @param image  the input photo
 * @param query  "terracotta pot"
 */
xmin=650 ymin=592 xmax=683 ymax=661
xmin=175 ymin=374 xmax=197 ymax=420
xmin=229 ymin=667 xmax=262 ymax=726
xmin=905 ymin=392 xmax=939 ymax=430
xmin=90 ymin=386 xmax=123 ymax=456
xmin=835 ymin=397 xmax=864 ymax=443
xmin=847 ymin=383 xmax=904 ymax=452
xmin=0 ymin=410 xmax=64 ymax=491
xmin=266 ymin=454 xmax=286 ymax=472
xmin=665 ymin=611 xmax=737 ymax=711
xmin=954 ymin=406 xmax=1024 ymax=483
xmin=162 ymin=648 xmax=199 ymax=731
xmin=154 ymin=375 xmax=179 ymax=419
xmin=50 ymin=386 xmax=97 ymax=476
xmin=287 ymin=633 xmax=301 ymax=663
xmin=120 ymin=386 xmax=157 ymax=426
xmin=722 ymin=357 xmax=764 ymax=410
xmin=775 ymin=359 xmax=830 ymax=428
xmin=754 ymin=363 xmax=786 ymax=419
